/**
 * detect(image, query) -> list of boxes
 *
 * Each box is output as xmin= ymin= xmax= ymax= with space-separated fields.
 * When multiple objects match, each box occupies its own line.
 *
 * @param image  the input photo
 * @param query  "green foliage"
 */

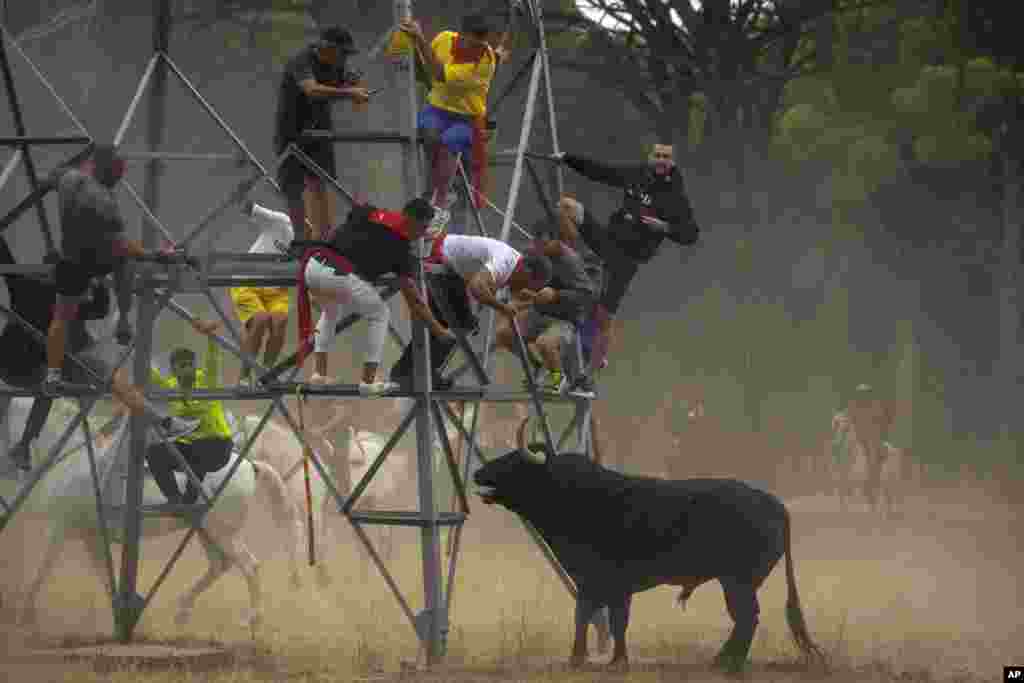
xmin=773 ymin=7 xmax=1024 ymax=205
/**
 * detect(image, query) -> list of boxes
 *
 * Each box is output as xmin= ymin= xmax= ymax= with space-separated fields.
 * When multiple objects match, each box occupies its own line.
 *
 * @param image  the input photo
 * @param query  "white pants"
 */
xmin=305 ymin=258 xmax=390 ymax=365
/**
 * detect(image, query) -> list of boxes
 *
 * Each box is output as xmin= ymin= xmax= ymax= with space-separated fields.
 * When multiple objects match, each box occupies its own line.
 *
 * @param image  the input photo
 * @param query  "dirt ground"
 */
xmin=1 ymin=472 xmax=1020 ymax=683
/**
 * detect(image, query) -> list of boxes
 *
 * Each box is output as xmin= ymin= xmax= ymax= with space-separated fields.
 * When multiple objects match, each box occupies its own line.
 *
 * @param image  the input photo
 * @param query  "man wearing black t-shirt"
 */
xmin=296 ymin=197 xmax=454 ymax=396
xmin=274 ymin=25 xmax=370 ymax=241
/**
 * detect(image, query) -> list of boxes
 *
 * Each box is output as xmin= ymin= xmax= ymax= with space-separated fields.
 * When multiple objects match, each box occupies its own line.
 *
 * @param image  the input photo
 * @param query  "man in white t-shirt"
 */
xmin=435 ymin=234 xmax=554 ymax=318
xmin=229 ymin=201 xmax=295 ymax=387
xmin=390 ymin=234 xmax=554 ymax=389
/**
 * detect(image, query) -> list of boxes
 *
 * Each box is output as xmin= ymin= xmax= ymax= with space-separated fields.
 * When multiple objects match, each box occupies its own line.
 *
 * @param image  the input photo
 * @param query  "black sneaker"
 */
xmin=160 ymin=416 xmax=201 ymax=440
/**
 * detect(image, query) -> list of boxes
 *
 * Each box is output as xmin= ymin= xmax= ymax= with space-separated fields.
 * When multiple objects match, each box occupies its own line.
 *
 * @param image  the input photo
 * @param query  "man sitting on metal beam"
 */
xmin=0 ymin=237 xmax=199 ymax=471
xmin=229 ymin=201 xmax=294 ymax=390
xmin=554 ymin=143 xmax=701 ymax=378
xmin=296 ymin=198 xmax=454 ymax=396
xmin=144 ymin=319 xmax=229 ymax=504
xmin=274 ymin=25 xmax=370 ymax=241
xmin=390 ymin=234 xmax=554 ymax=390
xmin=398 ymin=13 xmax=511 ymax=232
xmin=42 ymin=143 xmax=183 ymax=397
xmin=494 ymin=220 xmax=600 ymax=397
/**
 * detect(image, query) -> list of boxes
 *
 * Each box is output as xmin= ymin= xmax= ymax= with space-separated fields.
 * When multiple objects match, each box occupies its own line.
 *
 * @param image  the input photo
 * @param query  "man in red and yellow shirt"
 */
xmin=399 ymin=13 xmax=510 ymax=231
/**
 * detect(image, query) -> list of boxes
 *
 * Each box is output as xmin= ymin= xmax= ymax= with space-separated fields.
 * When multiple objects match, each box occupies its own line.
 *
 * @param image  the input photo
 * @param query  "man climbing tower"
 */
xmin=399 ymin=12 xmax=511 ymax=232
xmin=555 ymin=143 xmax=700 ymax=378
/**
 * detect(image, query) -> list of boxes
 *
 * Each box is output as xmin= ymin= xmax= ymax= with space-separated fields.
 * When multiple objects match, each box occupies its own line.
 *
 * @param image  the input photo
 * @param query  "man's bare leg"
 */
xmin=112 ymin=261 xmax=134 ymax=343
xmin=534 ymin=335 xmax=562 ymax=374
xmin=43 ymin=300 xmax=80 ymax=393
xmin=239 ymin=314 xmax=269 ymax=382
xmin=315 ymin=188 xmax=336 ymax=238
xmin=305 ymin=183 xmax=335 ymax=241
xmin=265 ymin=313 xmax=288 ymax=369
xmin=45 ymin=316 xmax=70 ymax=376
xmin=558 ymin=196 xmax=581 ymax=245
xmin=589 ymin=305 xmax=613 ymax=374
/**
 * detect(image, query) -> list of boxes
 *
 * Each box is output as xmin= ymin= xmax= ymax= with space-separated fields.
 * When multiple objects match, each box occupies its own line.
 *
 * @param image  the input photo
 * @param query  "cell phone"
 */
xmin=367 ymin=87 xmax=386 ymax=97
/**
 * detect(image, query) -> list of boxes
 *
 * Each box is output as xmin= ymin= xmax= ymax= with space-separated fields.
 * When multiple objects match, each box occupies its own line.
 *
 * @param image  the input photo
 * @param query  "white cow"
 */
xmin=240 ymin=409 xmax=412 ymax=590
xmin=17 ymin=417 xmax=297 ymax=632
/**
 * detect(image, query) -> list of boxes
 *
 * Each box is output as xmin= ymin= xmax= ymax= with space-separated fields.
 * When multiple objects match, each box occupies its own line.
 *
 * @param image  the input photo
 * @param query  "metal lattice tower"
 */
xmin=0 ymin=0 xmax=596 ymax=665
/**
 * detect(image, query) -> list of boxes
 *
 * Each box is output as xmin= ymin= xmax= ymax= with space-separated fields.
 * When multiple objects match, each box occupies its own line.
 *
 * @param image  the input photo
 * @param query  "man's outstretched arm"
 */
xmin=557 ymin=152 xmax=637 ymax=189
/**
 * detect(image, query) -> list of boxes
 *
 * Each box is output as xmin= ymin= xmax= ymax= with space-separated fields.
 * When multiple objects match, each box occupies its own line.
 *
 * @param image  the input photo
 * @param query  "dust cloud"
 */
xmin=1 ymin=460 xmax=1019 ymax=681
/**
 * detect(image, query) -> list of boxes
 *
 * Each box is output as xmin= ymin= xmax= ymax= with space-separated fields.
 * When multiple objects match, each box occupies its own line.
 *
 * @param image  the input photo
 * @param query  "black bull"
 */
xmin=473 ymin=429 xmax=825 ymax=672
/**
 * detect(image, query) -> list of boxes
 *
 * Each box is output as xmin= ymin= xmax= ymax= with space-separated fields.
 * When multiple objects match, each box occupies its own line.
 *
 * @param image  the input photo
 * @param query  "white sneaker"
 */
xmin=427 ymin=207 xmax=451 ymax=238
xmin=358 ymin=380 xmax=400 ymax=397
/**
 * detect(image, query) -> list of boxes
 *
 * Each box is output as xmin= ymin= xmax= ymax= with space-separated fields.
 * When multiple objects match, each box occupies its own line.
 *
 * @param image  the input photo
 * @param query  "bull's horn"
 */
xmin=516 ymin=417 xmax=546 ymax=465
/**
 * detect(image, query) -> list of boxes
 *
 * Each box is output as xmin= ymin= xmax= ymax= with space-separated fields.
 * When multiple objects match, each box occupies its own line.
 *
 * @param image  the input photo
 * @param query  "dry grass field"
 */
xmin=1 ymin=478 xmax=1020 ymax=683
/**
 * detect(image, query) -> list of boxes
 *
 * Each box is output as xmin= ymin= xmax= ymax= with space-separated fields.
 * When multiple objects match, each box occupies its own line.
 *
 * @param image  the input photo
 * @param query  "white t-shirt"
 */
xmin=248 ymin=204 xmax=294 ymax=255
xmin=440 ymin=235 xmax=521 ymax=288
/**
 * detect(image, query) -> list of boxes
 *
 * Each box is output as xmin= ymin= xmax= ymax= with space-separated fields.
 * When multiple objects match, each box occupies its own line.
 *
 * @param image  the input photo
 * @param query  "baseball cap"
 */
xmin=320 ymin=26 xmax=359 ymax=54
xmin=461 ymin=13 xmax=497 ymax=36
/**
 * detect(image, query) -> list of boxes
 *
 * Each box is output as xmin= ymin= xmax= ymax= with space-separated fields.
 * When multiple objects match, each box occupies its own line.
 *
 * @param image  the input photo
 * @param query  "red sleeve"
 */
xmin=370 ymin=209 xmax=412 ymax=240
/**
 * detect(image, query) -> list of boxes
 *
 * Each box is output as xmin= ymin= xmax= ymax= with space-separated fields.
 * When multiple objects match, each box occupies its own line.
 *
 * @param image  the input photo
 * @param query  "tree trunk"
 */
xmin=815 ymin=10 xmax=834 ymax=70
xmin=996 ymin=125 xmax=1022 ymax=442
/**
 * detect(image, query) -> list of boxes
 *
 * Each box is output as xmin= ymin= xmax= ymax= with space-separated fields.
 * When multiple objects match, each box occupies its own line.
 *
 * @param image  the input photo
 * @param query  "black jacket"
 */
xmin=564 ymin=153 xmax=700 ymax=262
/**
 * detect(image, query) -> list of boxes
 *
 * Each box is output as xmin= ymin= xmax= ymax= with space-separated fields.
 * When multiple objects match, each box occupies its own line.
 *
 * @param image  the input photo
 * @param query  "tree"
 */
xmin=772 ymin=0 xmax=1024 ymax=463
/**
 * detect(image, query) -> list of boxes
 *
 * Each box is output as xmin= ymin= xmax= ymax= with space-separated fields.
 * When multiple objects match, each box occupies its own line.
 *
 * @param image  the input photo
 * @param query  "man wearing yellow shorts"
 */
xmin=229 ymin=201 xmax=294 ymax=387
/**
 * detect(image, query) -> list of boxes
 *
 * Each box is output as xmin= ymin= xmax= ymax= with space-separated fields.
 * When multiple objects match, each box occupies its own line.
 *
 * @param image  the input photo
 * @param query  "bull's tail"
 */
xmin=782 ymin=508 xmax=828 ymax=668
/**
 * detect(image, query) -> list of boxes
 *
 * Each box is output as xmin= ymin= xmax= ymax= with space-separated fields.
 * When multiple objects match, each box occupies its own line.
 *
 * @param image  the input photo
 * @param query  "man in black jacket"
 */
xmin=555 ymin=143 xmax=700 ymax=374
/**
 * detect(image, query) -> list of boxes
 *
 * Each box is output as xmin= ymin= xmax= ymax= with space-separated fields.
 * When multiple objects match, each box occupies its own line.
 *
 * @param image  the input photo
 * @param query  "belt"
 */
xmin=307 ymin=249 xmax=354 ymax=275
xmin=311 ymin=254 xmax=344 ymax=273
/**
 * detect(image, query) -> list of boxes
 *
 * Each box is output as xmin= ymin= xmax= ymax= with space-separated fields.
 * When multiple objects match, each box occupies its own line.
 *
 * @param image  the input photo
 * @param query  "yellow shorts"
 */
xmin=230 ymin=287 xmax=290 ymax=324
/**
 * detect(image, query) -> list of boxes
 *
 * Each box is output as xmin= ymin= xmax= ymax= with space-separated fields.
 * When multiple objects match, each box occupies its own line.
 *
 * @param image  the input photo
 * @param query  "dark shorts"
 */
xmin=55 ymin=259 xmax=114 ymax=301
xmin=417 ymin=105 xmax=475 ymax=155
xmin=277 ymin=140 xmax=337 ymax=201
xmin=575 ymin=208 xmax=639 ymax=315
xmin=520 ymin=309 xmax=573 ymax=344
